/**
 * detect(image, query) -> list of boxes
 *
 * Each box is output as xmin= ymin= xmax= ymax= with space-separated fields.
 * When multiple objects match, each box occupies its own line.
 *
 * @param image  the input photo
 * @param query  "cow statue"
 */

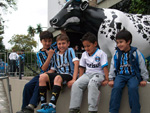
xmin=50 ymin=0 xmax=150 ymax=59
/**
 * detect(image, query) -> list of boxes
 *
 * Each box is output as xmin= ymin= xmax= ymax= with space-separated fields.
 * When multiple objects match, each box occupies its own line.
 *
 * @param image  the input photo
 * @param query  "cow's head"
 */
xmin=50 ymin=0 xmax=89 ymax=30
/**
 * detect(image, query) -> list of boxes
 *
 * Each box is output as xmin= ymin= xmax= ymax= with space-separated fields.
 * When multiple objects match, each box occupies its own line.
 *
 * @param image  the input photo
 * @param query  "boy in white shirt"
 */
xmin=69 ymin=32 xmax=109 ymax=113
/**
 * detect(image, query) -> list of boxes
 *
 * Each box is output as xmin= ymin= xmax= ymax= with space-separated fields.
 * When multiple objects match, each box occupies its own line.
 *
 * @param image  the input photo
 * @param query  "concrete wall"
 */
xmin=3 ymin=77 xmax=150 ymax=113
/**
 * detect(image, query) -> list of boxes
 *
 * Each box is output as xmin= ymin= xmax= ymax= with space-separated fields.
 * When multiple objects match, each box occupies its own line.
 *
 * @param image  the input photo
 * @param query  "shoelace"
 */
xmin=43 ymin=104 xmax=52 ymax=110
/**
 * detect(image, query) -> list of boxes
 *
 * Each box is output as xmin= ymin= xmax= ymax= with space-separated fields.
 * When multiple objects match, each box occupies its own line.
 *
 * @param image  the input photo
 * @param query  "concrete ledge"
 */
xmin=5 ymin=77 xmax=150 ymax=113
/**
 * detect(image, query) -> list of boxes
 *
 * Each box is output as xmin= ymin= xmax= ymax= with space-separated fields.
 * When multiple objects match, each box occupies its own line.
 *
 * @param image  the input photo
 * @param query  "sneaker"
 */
xmin=88 ymin=111 xmax=97 ymax=113
xmin=69 ymin=109 xmax=81 ymax=113
xmin=16 ymin=106 xmax=34 ymax=113
xmin=37 ymin=103 xmax=56 ymax=113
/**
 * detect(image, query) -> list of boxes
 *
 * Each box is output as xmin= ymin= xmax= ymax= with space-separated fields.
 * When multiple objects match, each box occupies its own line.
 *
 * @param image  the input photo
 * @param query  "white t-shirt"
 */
xmin=80 ymin=48 xmax=108 ymax=75
xmin=9 ymin=52 xmax=19 ymax=60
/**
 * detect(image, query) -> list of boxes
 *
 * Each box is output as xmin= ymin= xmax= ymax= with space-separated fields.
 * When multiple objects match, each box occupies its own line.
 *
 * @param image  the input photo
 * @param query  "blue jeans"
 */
xmin=109 ymin=75 xmax=140 ymax=113
xmin=22 ymin=75 xmax=40 ymax=109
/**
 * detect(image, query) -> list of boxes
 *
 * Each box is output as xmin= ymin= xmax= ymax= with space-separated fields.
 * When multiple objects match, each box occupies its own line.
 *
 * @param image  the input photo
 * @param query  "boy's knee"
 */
xmin=24 ymin=83 xmax=30 ymax=89
xmin=54 ymin=75 xmax=63 ymax=83
xmin=39 ymin=73 xmax=48 ymax=82
xmin=128 ymin=86 xmax=138 ymax=93
xmin=88 ymin=79 xmax=100 ymax=88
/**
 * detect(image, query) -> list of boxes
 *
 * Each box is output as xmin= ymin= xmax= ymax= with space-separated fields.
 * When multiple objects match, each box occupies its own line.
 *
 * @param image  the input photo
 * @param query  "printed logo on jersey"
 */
xmin=95 ymin=56 xmax=100 ymax=62
xmin=86 ymin=62 xmax=100 ymax=68
xmin=57 ymin=63 xmax=70 ymax=68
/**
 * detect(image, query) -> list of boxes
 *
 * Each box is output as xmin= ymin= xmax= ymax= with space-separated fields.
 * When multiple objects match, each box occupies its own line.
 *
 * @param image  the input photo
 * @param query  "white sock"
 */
xmin=28 ymin=104 xmax=34 ymax=109
xmin=49 ymin=103 xmax=56 ymax=108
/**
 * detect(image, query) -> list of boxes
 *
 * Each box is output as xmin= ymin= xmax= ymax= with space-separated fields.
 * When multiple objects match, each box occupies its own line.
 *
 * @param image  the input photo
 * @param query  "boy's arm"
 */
xmin=108 ymin=53 xmax=117 ymax=87
xmin=79 ymin=67 xmax=85 ymax=77
xmin=101 ymin=66 xmax=109 ymax=86
xmin=67 ymin=60 xmax=79 ymax=88
xmin=47 ymin=69 xmax=55 ymax=73
xmin=136 ymin=50 xmax=149 ymax=86
xmin=41 ymin=49 xmax=55 ymax=71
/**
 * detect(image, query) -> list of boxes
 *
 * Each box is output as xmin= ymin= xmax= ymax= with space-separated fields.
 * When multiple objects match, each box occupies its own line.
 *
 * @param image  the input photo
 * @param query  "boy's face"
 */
xmin=57 ymin=40 xmax=70 ymax=54
xmin=41 ymin=38 xmax=52 ymax=50
xmin=116 ymin=39 xmax=131 ymax=52
xmin=82 ymin=40 xmax=97 ymax=56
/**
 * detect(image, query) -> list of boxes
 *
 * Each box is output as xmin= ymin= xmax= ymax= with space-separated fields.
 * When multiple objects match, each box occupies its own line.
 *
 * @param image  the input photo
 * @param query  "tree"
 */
xmin=8 ymin=34 xmax=37 ymax=51
xmin=0 ymin=0 xmax=17 ymax=50
xmin=27 ymin=24 xmax=43 ymax=37
xmin=111 ymin=0 xmax=150 ymax=14
xmin=129 ymin=0 xmax=150 ymax=14
xmin=0 ymin=36 xmax=5 ymax=51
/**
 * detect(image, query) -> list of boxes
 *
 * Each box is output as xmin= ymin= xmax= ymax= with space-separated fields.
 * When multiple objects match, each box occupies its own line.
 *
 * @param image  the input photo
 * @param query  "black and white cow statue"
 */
xmin=50 ymin=0 xmax=150 ymax=59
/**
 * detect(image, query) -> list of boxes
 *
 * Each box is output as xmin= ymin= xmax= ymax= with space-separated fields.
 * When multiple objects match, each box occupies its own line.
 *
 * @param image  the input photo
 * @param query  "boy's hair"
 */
xmin=116 ymin=29 xmax=132 ymax=44
xmin=56 ymin=34 xmax=70 ymax=42
xmin=40 ymin=31 xmax=53 ymax=41
xmin=81 ymin=32 xmax=97 ymax=43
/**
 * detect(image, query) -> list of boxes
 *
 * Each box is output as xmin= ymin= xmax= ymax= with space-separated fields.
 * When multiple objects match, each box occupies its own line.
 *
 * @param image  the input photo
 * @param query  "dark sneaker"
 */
xmin=69 ymin=109 xmax=81 ymax=113
xmin=16 ymin=106 xmax=34 ymax=113
xmin=88 ymin=111 xmax=97 ymax=113
xmin=37 ymin=103 xmax=56 ymax=113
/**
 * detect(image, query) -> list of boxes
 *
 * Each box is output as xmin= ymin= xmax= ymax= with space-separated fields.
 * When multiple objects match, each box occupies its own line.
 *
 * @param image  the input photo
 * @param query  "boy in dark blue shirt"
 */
xmin=108 ymin=29 xmax=149 ymax=113
xmin=17 ymin=31 xmax=57 ymax=113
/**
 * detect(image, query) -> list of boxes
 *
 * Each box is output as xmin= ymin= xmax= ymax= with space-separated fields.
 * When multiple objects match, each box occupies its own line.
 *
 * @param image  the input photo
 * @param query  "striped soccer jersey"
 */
xmin=51 ymin=48 xmax=78 ymax=76
xmin=118 ymin=52 xmax=135 ymax=75
xmin=80 ymin=48 xmax=108 ymax=75
xmin=36 ymin=42 xmax=57 ymax=73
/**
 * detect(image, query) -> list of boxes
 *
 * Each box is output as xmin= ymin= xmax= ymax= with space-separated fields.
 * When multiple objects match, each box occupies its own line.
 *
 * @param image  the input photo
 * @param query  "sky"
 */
xmin=3 ymin=0 xmax=48 ymax=52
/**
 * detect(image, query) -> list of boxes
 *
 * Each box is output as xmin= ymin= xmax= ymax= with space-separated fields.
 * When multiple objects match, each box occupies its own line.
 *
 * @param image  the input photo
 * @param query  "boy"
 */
xmin=108 ymin=29 xmax=149 ymax=113
xmin=37 ymin=34 xmax=79 ymax=113
xmin=69 ymin=32 xmax=109 ymax=113
xmin=17 ymin=31 xmax=57 ymax=113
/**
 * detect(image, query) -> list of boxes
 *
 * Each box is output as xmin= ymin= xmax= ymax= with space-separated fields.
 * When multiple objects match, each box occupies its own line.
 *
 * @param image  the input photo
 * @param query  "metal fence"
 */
xmin=0 ymin=51 xmax=149 ymax=78
xmin=0 ymin=51 xmax=40 ymax=77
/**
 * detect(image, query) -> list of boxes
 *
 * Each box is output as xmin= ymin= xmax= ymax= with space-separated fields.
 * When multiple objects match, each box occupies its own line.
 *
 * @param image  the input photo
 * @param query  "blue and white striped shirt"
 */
xmin=36 ymin=42 xmax=57 ymax=73
xmin=119 ymin=52 xmax=135 ymax=75
xmin=51 ymin=48 xmax=78 ymax=76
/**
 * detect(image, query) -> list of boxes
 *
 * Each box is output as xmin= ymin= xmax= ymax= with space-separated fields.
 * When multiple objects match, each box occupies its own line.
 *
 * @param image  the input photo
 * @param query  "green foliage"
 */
xmin=27 ymin=24 xmax=43 ymax=37
xmin=129 ymin=0 xmax=150 ymax=14
xmin=0 ymin=0 xmax=18 ymax=50
xmin=8 ymin=34 xmax=37 ymax=51
xmin=0 ymin=36 xmax=5 ymax=51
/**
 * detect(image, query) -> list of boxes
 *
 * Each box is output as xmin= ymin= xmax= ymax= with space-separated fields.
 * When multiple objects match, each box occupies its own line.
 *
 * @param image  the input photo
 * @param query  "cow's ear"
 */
xmin=80 ymin=1 xmax=89 ymax=11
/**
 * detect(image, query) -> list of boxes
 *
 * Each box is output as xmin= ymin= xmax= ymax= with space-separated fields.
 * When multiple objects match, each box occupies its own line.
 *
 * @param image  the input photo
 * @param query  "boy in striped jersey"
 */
xmin=37 ymin=34 xmax=79 ymax=113
xmin=69 ymin=32 xmax=109 ymax=113
xmin=17 ymin=31 xmax=57 ymax=113
xmin=108 ymin=29 xmax=149 ymax=113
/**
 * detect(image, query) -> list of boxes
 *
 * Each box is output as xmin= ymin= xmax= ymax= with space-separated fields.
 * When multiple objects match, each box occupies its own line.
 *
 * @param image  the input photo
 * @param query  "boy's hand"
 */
xmin=108 ymin=80 xmax=114 ymax=87
xmin=140 ymin=81 xmax=147 ymax=87
xmin=47 ymin=49 xmax=55 ymax=57
xmin=101 ymin=80 xmax=108 ymax=86
xmin=67 ymin=79 xmax=76 ymax=88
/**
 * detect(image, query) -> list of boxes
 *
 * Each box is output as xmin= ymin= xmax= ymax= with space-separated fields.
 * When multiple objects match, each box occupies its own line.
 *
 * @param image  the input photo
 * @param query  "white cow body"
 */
xmin=50 ymin=0 xmax=150 ymax=58
xmin=98 ymin=9 xmax=150 ymax=57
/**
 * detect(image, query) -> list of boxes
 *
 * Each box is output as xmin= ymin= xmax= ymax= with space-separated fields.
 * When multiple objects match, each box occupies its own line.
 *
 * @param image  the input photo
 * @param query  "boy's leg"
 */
xmin=127 ymin=76 xmax=140 ymax=113
xmin=39 ymin=73 xmax=50 ymax=105
xmin=17 ymin=75 xmax=40 ymax=113
xmin=88 ymin=73 xmax=104 ymax=112
xmin=109 ymin=75 xmax=126 ymax=113
xmin=37 ymin=73 xmax=63 ymax=113
xmin=69 ymin=74 xmax=89 ymax=110
xmin=22 ymin=75 xmax=39 ymax=109
xmin=49 ymin=75 xmax=62 ymax=105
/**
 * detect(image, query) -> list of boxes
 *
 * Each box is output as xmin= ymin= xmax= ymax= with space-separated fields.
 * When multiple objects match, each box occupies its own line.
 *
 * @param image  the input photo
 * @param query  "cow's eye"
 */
xmin=67 ymin=5 xmax=73 ymax=12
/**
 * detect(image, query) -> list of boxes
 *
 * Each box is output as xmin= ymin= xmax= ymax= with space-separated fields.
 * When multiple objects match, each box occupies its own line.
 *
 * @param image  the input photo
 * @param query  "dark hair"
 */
xmin=116 ymin=29 xmax=132 ymax=44
xmin=81 ymin=32 xmax=97 ymax=43
xmin=56 ymin=34 xmax=70 ymax=42
xmin=40 ymin=31 xmax=53 ymax=41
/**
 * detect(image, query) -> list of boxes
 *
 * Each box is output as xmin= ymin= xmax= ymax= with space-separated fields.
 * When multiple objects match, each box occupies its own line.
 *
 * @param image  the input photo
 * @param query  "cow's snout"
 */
xmin=50 ymin=18 xmax=58 ymax=25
